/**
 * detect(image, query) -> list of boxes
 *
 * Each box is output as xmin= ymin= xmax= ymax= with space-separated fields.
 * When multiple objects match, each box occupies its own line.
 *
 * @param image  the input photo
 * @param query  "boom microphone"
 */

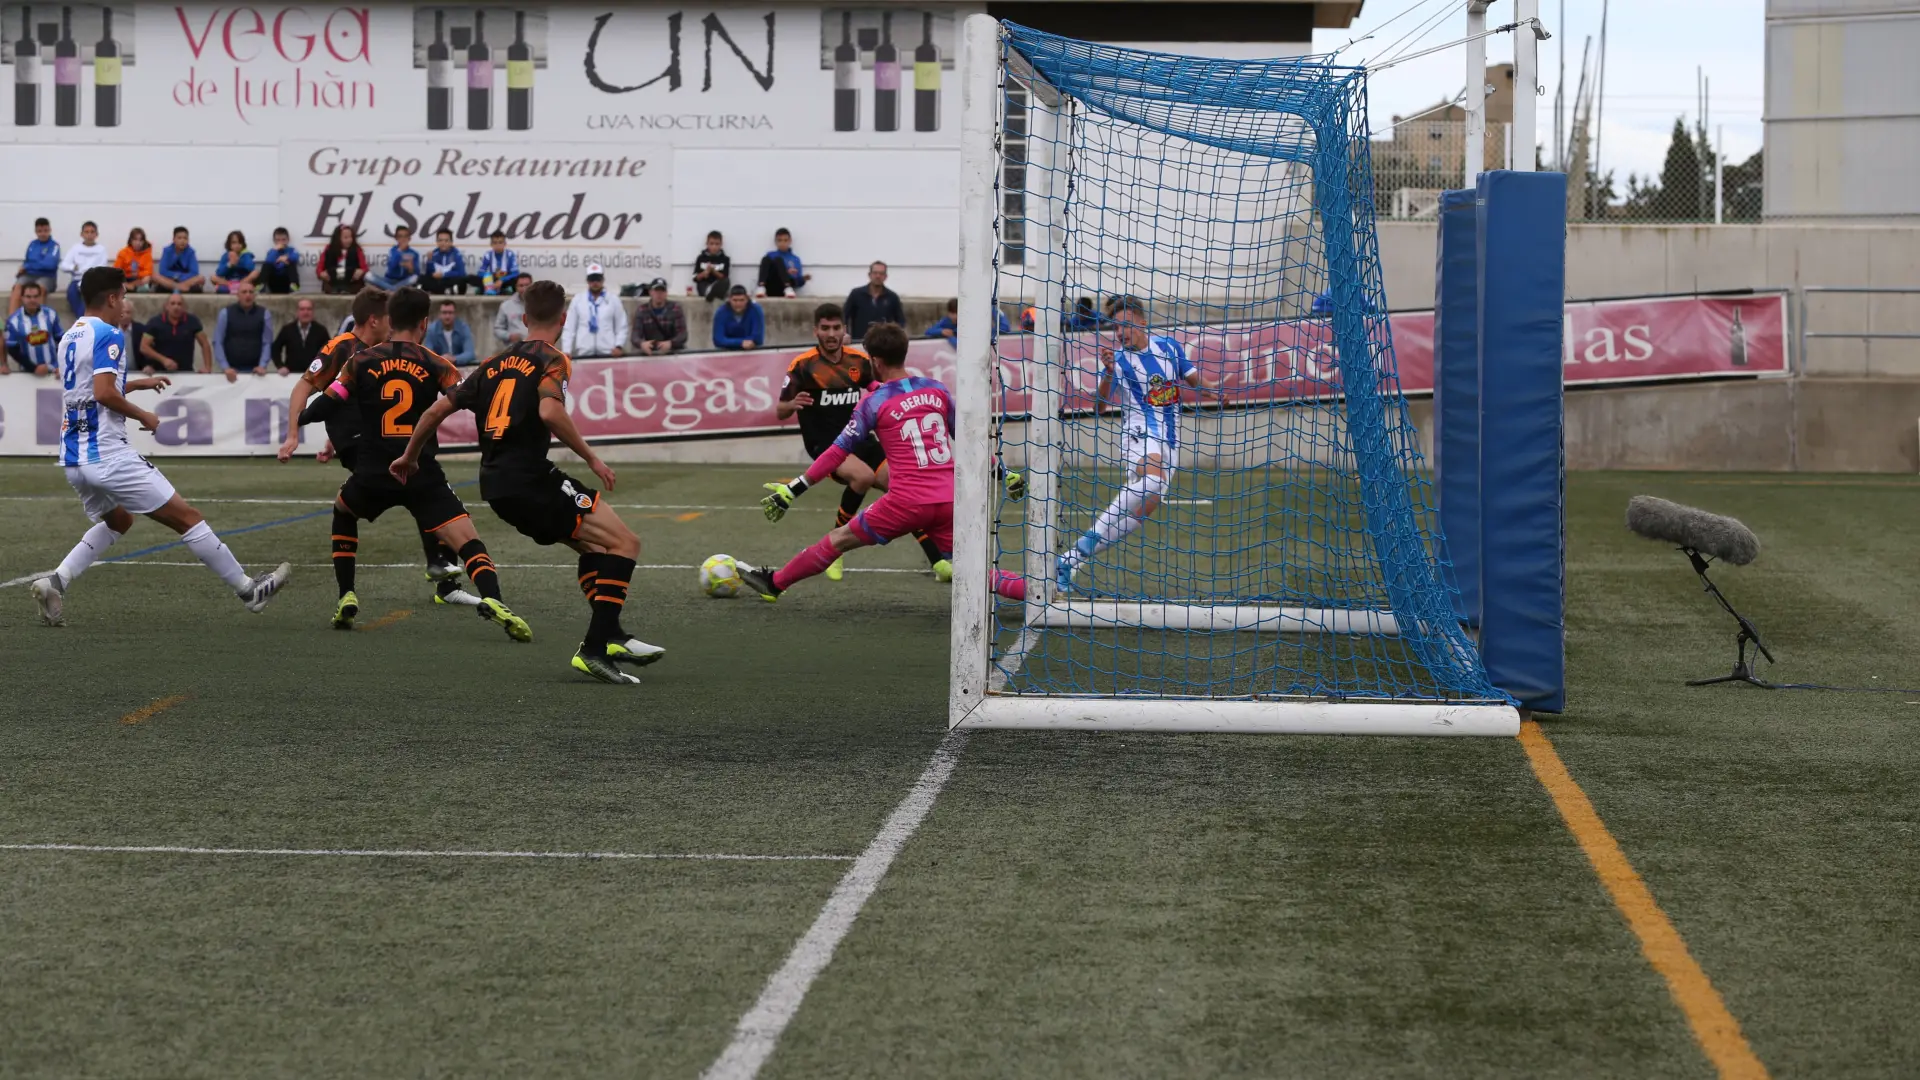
xmin=1626 ymin=496 xmax=1760 ymax=566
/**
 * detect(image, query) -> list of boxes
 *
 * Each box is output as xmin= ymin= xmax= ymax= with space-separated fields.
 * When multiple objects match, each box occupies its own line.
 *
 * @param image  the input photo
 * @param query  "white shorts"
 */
xmin=64 ymin=454 xmax=177 ymax=521
xmin=1123 ymin=431 xmax=1179 ymax=475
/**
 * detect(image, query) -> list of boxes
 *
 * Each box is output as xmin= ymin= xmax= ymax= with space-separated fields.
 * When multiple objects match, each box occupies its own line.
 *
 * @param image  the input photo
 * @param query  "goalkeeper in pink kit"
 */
xmin=743 ymin=323 xmax=1027 ymax=602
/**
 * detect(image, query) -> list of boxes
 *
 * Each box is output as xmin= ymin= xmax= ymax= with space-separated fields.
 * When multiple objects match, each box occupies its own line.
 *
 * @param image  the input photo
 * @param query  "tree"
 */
xmin=1653 ymin=117 xmax=1700 ymax=220
xmin=1723 ymin=149 xmax=1763 ymax=221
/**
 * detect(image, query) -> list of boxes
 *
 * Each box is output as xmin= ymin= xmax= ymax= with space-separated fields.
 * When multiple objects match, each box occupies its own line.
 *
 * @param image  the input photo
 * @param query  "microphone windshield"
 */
xmin=1626 ymin=496 xmax=1760 ymax=566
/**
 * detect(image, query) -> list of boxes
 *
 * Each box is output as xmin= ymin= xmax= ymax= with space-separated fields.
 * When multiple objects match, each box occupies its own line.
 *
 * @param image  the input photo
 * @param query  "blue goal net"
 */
xmin=985 ymin=24 xmax=1504 ymax=705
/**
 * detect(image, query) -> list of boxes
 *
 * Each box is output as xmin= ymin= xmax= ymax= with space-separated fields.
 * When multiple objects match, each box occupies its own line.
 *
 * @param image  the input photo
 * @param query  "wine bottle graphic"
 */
xmin=13 ymin=6 xmax=38 ymax=128
xmin=506 ymin=10 xmax=531 ymax=131
xmin=425 ymin=9 xmax=450 ymax=130
xmin=1729 ymin=305 xmax=1748 ymax=367
xmin=832 ymin=11 xmax=858 ymax=132
xmin=52 ymin=5 xmax=75 ymax=127
xmin=913 ymin=12 xmax=939 ymax=132
xmin=466 ymin=10 xmax=491 ymax=131
xmin=93 ymin=7 xmax=118 ymax=128
xmin=873 ymin=11 xmax=898 ymax=132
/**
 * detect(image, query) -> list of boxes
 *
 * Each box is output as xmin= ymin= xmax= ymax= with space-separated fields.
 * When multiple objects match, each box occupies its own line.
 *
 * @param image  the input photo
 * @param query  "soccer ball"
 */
xmin=701 ymin=554 xmax=743 ymax=599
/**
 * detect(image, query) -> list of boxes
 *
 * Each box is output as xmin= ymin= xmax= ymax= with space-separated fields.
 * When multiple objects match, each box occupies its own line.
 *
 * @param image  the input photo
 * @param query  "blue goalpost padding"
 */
xmin=1437 ymin=171 xmax=1567 ymax=713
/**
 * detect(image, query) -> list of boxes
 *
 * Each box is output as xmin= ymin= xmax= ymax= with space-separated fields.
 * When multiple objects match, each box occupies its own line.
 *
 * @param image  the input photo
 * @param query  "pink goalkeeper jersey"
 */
xmin=804 ymin=375 xmax=955 ymax=504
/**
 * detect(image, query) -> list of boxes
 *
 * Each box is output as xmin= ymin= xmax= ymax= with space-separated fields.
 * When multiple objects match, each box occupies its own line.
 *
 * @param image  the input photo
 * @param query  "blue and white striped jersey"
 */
xmin=1109 ymin=334 xmax=1195 ymax=441
xmin=5 ymin=304 xmax=64 ymax=371
xmin=56 ymin=316 xmax=132 ymax=466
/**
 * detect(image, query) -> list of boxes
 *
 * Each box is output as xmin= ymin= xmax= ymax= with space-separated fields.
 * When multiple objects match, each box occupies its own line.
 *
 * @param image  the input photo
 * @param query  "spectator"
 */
xmin=757 ymin=227 xmax=810 ymax=297
xmin=422 ymin=228 xmax=469 ymax=295
xmin=12 ymin=217 xmax=60 ymax=313
xmin=272 ymin=297 xmax=329 ymax=372
xmin=318 ymin=224 xmax=368 ymax=294
xmin=117 ymin=300 xmax=145 ymax=369
xmin=843 ymin=260 xmax=904 ymax=339
xmin=260 ymin=227 xmax=302 ymax=294
xmin=560 ymin=264 xmax=627 ymax=358
xmin=711 ymin=284 xmax=765 ymax=350
xmin=152 ymin=226 xmax=206 ymax=293
xmin=691 ymin=230 xmax=731 ymax=301
xmin=210 ymin=230 xmax=260 ymax=293
xmin=115 ymin=227 xmax=155 ymax=293
xmin=59 ymin=220 xmax=109 ymax=317
xmin=1067 ymin=295 xmax=1100 ymax=332
xmin=492 ymin=271 xmax=536 ymax=344
xmin=4 ymin=281 xmax=61 ymax=374
xmin=140 ymin=290 xmax=211 ymax=372
xmin=631 ymin=277 xmax=688 ymax=354
xmin=476 ymin=230 xmax=520 ymax=294
xmin=372 ymin=225 xmax=420 ymax=291
xmin=924 ymin=297 xmax=1010 ymax=339
xmin=213 ymin=280 xmax=273 ymax=380
xmin=424 ymin=299 xmax=477 ymax=366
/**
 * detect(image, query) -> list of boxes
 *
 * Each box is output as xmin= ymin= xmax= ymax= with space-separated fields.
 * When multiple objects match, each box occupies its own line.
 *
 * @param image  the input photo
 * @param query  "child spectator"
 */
xmin=631 ymin=278 xmax=688 ymax=354
xmin=492 ymin=271 xmax=535 ymax=344
xmin=424 ymin=299 xmax=477 ymax=366
xmin=318 ymin=224 xmax=367 ymax=294
xmin=691 ymin=230 xmax=731 ymax=301
xmin=476 ymin=230 xmax=519 ymax=294
xmin=115 ymin=227 xmax=155 ymax=293
xmin=60 ymin=221 xmax=109 ymax=317
xmin=152 ymin=226 xmax=206 ymax=293
xmin=422 ymin=228 xmax=469 ymax=295
xmin=4 ymin=281 xmax=62 ymax=373
xmin=1067 ymin=295 xmax=1100 ymax=331
xmin=260 ymin=228 xmax=302 ymax=294
xmin=210 ymin=230 xmax=260 ymax=293
xmin=757 ymin=227 xmax=810 ymax=297
xmin=373 ymin=225 xmax=420 ymax=291
xmin=923 ymin=297 xmax=1013 ymax=339
xmin=12 ymin=217 xmax=60 ymax=313
xmin=711 ymin=284 xmax=765 ymax=350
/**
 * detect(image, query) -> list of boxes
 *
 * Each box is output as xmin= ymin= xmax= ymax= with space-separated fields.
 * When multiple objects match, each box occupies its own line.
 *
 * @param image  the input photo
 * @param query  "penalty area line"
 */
xmin=703 ymin=730 xmax=968 ymax=1080
xmin=0 ymin=843 xmax=854 ymax=862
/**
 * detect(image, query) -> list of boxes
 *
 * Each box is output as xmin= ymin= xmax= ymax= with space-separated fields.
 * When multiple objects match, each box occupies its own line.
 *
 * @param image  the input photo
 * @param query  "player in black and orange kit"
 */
xmin=300 ymin=286 xmax=530 ymax=643
xmin=776 ymin=303 xmax=950 ymax=581
xmin=392 ymin=280 xmax=664 ymax=685
xmin=276 ymin=287 xmax=478 ymax=627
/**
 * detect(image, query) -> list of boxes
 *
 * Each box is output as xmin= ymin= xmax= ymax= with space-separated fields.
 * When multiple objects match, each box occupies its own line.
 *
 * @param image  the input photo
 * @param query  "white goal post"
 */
xmin=947 ymin=15 xmax=1520 ymax=737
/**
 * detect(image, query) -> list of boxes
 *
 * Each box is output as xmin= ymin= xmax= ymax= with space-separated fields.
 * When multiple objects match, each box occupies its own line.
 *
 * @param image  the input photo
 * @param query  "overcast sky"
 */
xmin=1311 ymin=0 xmax=1764 ymax=184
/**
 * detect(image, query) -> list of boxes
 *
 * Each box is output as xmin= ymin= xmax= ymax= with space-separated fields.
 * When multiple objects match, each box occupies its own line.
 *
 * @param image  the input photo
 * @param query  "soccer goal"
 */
xmin=949 ymin=17 xmax=1523 ymax=736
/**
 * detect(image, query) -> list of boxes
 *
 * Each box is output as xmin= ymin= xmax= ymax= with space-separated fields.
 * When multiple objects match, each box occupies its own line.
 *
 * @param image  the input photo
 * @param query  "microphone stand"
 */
xmin=1679 ymin=547 xmax=1821 ymax=690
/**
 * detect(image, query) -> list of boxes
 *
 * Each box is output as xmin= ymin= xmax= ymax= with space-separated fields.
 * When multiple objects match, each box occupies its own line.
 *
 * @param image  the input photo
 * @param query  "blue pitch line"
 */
xmin=103 ymin=480 xmax=481 ymax=563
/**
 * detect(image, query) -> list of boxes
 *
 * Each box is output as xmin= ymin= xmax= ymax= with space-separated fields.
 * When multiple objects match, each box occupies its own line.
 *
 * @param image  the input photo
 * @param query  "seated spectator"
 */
xmin=424 ymin=299 xmax=477 ymax=366
xmin=421 ymin=228 xmax=467 ymax=295
xmin=691 ymin=230 xmax=731 ymax=301
xmin=757 ymin=227 xmax=810 ymax=297
xmin=492 ymin=271 xmax=536 ymax=344
xmin=4 ymin=281 xmax=62 ymax=374
xmin=115 ymin=227 xmax=155 ymax=293
xmin=560 ymin=264 xmax=627 ymax=358
xmin=1067 ymin=295 xmax=1100 ymax=332
xmin=924 ymin=297 xmax=1010 ymax=339
xmin=60 ymin=220 xmax=109 ymax=317
xmin=371 ymin=225 xmax=420 ymax=291
xmin=210 ymin=230 xmax=259 ymax=293
xmin=117 ymin=304 xmax=145 ymax=369
xmin=272 ymin=297 xmax=329 ymax=372
xmin=152 ymin=226 xmax=206 ymax=293
xmin=476 ymin=230 xmax=520 ymax=294
xmin=142 ymin=290 xmax=211 ymax=373
xmin=318 ymin=224 xmax=368 ymax=294
xmin=843 ymin=260 xmax=904 ymax=338
xmin=711 ymin=284 xmax=765 ymax=350
xmin=12 ymin=217 xmax=60 ymax=314
xmin=260 ymin=228 xmax=302 ymax=294
xmin=631 ymin=278 xmax=688 ymax=354
xmin=213 ymin=280 xmax=273 ymax=380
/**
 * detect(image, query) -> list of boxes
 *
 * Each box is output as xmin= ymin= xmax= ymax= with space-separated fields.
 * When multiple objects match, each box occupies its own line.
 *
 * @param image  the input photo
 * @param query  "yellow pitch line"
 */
xmin=359 ymin=610 xmax=413 ymax=631
xmin=1517 ymin=721 xmax=1769 ymax=1080
xmin=120 ymin=694 xmax=189 ymax=726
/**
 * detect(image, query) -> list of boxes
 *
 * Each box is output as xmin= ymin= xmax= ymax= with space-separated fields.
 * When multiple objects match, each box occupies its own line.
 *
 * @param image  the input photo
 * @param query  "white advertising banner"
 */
xmin=280 ymin=139 xmax=673 ymax=278
xmin=0 ymin=372 xmax=320 ymax=457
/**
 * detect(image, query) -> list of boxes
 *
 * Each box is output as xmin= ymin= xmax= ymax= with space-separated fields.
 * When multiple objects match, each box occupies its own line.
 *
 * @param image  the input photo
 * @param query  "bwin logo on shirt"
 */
xmin=817 ymin=388 xmax=861 ymax=407
xmin=1144 ymin=375 xmax=1180 ymax=407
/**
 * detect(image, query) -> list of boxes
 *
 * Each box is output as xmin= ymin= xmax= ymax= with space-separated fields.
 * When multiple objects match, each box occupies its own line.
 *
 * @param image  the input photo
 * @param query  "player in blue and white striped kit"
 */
xmin=1055 ymin=296 xmax=1222 ymax=593
xmin=29 ymin=267 xmax=291 ymax=627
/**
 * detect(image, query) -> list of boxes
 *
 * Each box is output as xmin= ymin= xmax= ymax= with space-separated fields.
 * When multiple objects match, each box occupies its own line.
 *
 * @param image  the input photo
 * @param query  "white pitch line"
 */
xmin=0 ymin=570 xmax=48 ymax=589
xmin=702 ymin=730 xmax=969 ymax=1080
xmin=59 ymin=561 xmax=933 ymax=574
xmin=0 ymin=843 xmax=852 ymax=862
xmin=0 ymin=496 xmax=811 ymax=511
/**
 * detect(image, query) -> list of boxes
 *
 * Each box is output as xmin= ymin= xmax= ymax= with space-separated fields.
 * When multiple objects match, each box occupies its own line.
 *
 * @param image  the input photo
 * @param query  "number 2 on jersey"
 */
xmin=485 ymin=380 xmax=516 ymax=439
xmin=900 ymin=414 xmax=952 ymax=467
xmin=380 ymin=379 xmax=414 ymax=436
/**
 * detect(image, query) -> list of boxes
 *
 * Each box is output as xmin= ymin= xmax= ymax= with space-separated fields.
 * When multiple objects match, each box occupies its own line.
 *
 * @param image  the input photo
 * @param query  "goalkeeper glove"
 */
xmin=761 ymin=476 xmax=810 ymax=522
xmin=1003 ymin=469 xmax=1028 ymax=501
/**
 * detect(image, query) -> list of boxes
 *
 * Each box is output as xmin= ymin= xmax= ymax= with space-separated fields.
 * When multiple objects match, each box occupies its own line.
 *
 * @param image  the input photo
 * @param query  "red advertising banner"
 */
xmin=436 ymin=292 xmax=1790 ymax=446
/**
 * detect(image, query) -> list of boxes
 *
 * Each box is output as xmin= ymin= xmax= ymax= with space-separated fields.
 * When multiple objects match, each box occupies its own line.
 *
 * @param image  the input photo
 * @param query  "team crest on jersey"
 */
xmin=107 ymin=342 xmax=120 ymax=360
xmin=561 ymin=478 xmax=593 ymax=509
xmin=307 ymin=357 xmax=325 ymax=375
xmin=1144 ymin=375 xmax=1180 ymax=407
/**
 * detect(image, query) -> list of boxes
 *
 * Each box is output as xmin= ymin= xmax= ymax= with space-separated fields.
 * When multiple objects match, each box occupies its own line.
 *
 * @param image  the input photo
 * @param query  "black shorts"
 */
xmin=339 ymin=462 xmax=469 ymax=533
xmin=332 ymin=443 xmax=358 ymax=473
xmin=804 ymin=434 xmax=886 ymax=472
xmin=487 ymin=467 xmax=599 ymax=547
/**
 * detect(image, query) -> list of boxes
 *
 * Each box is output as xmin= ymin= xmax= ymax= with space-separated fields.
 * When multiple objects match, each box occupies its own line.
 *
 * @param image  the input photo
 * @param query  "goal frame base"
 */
xmin=956 ymin=696 xmax=1521 ymax=736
